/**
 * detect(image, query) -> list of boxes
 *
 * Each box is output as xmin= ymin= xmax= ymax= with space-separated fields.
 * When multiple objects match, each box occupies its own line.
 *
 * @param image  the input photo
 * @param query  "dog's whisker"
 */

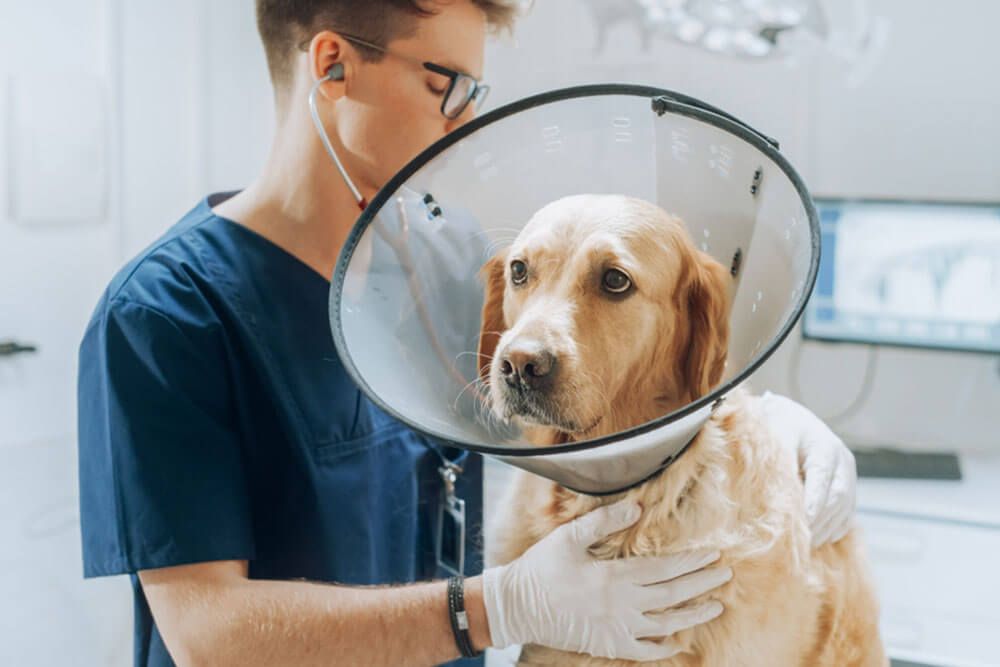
xmin=474 ymin=386 xmax=510 ymax=434
xmin=454 ymin=350 xmax=491 ymax=363
xmin=452 ymin=375 xmax=489 ymax=411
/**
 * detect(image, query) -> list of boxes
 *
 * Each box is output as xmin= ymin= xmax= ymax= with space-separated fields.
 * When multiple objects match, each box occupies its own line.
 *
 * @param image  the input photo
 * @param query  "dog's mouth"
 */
xmin=500 ymin=390 xmax=603 ymax=438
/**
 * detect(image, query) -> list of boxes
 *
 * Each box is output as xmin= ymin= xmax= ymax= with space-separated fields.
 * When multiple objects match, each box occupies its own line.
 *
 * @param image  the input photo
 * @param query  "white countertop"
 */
xmin=857 ymin=453 xmax=1000 ymax=528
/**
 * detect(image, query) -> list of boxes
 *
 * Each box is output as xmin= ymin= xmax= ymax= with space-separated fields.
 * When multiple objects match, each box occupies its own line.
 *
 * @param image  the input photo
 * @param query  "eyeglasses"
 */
xmin=299 ymin=33 xmax=491 ymax=120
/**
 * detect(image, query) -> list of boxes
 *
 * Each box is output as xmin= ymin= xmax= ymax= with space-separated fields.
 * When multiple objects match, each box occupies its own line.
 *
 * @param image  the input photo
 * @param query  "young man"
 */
xmin=77 ymin=1 xmax=858 ymax=666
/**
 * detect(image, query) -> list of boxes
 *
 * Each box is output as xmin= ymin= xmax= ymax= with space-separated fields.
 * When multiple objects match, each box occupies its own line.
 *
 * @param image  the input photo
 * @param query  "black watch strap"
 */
xmin=446 ymin=576 xmax=481 ymax=658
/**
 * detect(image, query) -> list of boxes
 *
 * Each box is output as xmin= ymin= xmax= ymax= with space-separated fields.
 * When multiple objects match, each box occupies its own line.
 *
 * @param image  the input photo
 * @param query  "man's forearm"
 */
xmin=149 ymin=571 xmax=491 ymax=667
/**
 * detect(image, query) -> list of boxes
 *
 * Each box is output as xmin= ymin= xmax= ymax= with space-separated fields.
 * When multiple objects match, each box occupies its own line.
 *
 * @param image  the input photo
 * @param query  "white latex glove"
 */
xmin=758 ymin=391 xmax=858 ymax=546
xmin=482 ymin=499 xmax=732 ymax=662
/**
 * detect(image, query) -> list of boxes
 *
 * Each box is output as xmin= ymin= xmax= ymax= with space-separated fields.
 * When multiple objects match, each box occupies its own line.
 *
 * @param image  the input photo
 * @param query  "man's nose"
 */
xmin=500 ymin=341 xmax=557 ymax=391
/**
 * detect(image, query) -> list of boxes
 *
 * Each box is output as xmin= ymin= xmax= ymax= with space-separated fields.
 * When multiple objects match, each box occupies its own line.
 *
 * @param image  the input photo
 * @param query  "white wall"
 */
xmin=0 ymin=1 xmax=272 ymax=664
xmin=1 ymin=1 xmax=130 ymax=664
xmin=1 ymin=1 xmax=998 ymax=664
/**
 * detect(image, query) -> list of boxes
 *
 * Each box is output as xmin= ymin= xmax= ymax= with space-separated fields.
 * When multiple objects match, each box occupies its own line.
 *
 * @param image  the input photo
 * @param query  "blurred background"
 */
xmin=1 ymin=1 xmax=998 ymax=665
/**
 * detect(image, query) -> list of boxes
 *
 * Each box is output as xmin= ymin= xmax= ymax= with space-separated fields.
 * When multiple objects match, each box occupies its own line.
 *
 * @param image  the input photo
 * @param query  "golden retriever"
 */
xmin=478 ymin=194 xmax=886 ymax=666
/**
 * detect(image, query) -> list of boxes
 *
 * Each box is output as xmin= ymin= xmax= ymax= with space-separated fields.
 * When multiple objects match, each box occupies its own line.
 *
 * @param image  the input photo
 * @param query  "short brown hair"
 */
xmin=256 ymin=0 xmax=520 ymax=88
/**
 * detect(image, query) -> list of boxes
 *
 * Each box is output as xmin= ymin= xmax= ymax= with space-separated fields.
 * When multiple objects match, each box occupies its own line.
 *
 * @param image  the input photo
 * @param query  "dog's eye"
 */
xmin=602 ymin=269 xmax=632 ymax=294
xmin=510 ymin=260 xmax=528 ymax=285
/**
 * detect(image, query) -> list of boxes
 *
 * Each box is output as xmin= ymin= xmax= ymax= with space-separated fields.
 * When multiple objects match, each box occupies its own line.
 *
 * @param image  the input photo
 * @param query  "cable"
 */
xmin=788 ymin=338 xmax=879 ymax=427
xmin=308 ymin=76 xmax=367 ymax=211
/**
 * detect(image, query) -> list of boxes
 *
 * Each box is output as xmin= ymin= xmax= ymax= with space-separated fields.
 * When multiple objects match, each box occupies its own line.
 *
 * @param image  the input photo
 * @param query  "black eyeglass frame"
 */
xmin=298 ymin=32 xmax=490 ymax=120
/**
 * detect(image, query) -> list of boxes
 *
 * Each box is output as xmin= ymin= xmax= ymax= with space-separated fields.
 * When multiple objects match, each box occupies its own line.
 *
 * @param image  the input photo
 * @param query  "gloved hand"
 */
xmin=482 ymin=499 xmax=732 ymax=661
xmin=757 ymin=391 xmax=858 ymax=546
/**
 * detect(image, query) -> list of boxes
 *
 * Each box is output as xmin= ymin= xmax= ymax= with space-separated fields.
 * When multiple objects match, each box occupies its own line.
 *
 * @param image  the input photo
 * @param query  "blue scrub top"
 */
xmin=77 ymin=193 xmax=485 ymax=667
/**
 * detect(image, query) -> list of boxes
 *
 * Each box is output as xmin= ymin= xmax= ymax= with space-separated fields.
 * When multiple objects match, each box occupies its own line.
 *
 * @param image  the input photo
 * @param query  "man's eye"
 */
xmin=510 ymin=260 xmax=528 ymax=285
xmin=427 ymin=82 xmax=447 ymax=96
xmin=602 ymin=269 xmax=632 ymax=294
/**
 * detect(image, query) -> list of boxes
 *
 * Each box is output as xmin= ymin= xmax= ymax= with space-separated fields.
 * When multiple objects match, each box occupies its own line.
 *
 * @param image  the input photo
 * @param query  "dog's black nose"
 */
xmin=501 ymin=345 xmax=556 ymax=390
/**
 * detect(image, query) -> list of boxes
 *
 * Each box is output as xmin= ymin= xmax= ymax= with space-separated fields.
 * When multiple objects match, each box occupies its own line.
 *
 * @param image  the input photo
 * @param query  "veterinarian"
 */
xmin=77 ymin=1 xmax=858 ymax=665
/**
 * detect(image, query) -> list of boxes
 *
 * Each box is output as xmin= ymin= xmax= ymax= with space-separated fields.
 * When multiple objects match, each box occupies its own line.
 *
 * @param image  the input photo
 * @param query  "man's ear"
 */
xmin=680 ymin=250 xmax=732 ymax=400
xmin=477 ymin=251 xmax=508 ymax=382
xmin=308 ymin=30 xmax=350 ymax=100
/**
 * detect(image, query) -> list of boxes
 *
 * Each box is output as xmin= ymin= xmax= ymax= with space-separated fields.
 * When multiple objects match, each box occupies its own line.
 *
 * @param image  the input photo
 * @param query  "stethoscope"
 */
xmin=309 ymin=64 xmax=367 ymax=211
xmin=311 ymin=65 xmax=475 ymax=574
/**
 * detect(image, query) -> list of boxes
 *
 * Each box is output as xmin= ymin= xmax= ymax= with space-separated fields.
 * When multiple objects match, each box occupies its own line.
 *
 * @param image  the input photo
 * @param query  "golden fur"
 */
xmin=478 ymin=194 xmax=886 ymax=666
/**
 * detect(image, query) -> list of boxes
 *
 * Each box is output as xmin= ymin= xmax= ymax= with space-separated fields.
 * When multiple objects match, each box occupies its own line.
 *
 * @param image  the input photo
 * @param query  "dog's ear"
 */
xmin=680 ymin=250 xmax=731 ymax=400
xmin=477 ymin=251 xmax=508 ymax=382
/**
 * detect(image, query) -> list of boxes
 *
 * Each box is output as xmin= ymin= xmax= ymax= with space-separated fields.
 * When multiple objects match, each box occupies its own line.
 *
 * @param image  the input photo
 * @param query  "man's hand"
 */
xmin=482 ymin=499 xmax=731 ymax=661
xmin=757 ymin=391 xmax=858 ymax=547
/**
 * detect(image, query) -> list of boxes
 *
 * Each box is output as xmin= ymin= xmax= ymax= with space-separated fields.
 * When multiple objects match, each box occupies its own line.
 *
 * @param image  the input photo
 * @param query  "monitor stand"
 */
xmin=851 ymin=447 xmax=962 ymax=481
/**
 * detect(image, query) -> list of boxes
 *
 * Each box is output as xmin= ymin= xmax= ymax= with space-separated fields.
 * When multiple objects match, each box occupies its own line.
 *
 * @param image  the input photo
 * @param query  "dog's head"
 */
xmin=477 ymin=194 xmax=731 ymax=440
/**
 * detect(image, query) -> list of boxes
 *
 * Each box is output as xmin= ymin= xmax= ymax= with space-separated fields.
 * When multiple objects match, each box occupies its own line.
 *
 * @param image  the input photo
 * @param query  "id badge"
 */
xmin=436 ymin=465 xmax=466 ymax=577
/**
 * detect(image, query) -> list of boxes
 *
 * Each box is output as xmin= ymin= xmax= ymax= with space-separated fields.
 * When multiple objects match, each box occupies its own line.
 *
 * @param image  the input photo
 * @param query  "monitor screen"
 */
xmin=803 ymin=198 xmax=1000 ymax=354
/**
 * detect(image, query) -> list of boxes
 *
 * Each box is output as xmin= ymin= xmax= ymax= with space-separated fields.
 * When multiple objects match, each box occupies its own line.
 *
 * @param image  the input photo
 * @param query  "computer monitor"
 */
xmin=803 ymin=198 xmax=1000 ymax=354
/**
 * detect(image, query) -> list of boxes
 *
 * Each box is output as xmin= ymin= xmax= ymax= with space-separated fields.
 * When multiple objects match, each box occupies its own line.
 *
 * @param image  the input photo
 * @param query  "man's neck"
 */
xmin=213 ymin=111 xmax=373 ymax=281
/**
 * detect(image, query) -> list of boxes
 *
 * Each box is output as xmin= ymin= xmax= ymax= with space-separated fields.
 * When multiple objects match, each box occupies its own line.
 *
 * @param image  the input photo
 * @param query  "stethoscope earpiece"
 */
xmin=326 ymin=62 xmax=345 ymax=81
